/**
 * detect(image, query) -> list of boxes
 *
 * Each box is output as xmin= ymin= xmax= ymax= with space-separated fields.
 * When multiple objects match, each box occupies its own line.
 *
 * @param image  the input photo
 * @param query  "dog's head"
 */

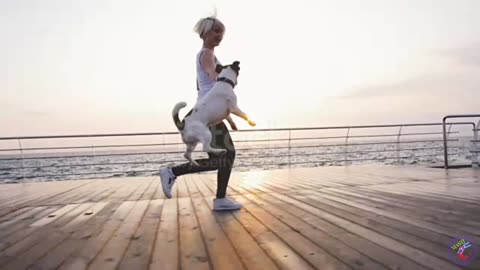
xmin=215 ymin=61 xmax=240 ymax=86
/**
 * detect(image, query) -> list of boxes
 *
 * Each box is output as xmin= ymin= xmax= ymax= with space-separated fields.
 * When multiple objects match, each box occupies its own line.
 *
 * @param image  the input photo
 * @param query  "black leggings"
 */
xmin=171 ymin=117 xmax=235 ymax=199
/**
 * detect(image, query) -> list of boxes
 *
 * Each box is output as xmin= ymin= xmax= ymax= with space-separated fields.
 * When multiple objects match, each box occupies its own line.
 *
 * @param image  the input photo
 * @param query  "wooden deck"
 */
xmin=0 ymin=165 xmax=479 ymax=270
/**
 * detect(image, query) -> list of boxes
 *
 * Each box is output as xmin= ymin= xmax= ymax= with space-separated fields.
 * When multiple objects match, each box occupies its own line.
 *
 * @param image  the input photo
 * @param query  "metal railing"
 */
xmin=0 ymin=121 xmax=477 ymax=182
xmin=442 ymin=114 xmax=480 ymax=169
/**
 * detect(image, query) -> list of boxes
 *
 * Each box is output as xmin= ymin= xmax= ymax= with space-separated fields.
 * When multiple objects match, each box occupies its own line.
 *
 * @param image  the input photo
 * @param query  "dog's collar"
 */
xmin=217 ymin=77 xmax=236 ymax=88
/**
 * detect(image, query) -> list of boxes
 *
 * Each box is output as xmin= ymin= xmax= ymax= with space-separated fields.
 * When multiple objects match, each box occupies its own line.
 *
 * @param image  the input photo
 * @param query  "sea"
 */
xmin=0 ymin=134 xmax=477 ymax=183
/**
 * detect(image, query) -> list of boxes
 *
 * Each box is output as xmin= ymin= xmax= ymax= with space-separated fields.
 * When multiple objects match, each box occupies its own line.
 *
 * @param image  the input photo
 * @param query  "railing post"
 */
xmin=396 ymin=126 xmax=403 ymax=164
xmin=344 ymin=128 xmax=350 ymax=166
xmin=288 ymin=130 xmax=291 ymax=168
xmin=442 ymin=117 xmax=449 ymax=169
xmin=447 ymin=124 xmax=453 ymax=136
xmin=91 ymin=141 xmax=96 ymax=178
xmin=473 ymin=121 xmax=479 ymax=168
xmin=17 ymin=139 xmax=25 ymax=181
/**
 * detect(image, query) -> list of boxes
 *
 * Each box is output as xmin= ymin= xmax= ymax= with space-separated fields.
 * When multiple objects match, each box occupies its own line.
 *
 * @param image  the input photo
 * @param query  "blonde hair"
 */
xmin=193 ymin=16 xmax=225 ymax=38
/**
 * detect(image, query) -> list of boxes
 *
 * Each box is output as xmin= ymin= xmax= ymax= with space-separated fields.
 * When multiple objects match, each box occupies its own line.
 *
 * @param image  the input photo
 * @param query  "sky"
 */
xmin=1 ymin=0 xmax=480 ymax=137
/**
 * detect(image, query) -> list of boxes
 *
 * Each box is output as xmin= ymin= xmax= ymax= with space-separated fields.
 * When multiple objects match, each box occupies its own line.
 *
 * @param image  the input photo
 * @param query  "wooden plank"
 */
xmin=191 ymin=196 xmax=245 ymax=270
xmin=229 ymin=197 xmax=315 ymax=270
xmin=271 ymin=193 xmax=461 ymax=270
xmin=0 ymin=181 xmax=89 ymax=216
xmin=81 ymin=186 xmax=117 ymax=203
xmin=69 ymin=181 xmax=114 ymax=204
xmin=325 ymin=187 xmax=480 ymax=225
xmin=0 ymin=203 xmax=95 ymax=269
xmin=0 ymin=206 xmax=47 ymax=233
xmin=117 ymin=199 xmax=164 ymax=270
xmin=87 ymin=200 xmax=149 ymax=270
xmin=196 ymin=174 xmax=218 ymax=196
xmin=63 ymin=202 xmax=109 ymax=228
xmin=193 ymin=175 xmax=215 ymax=197
xmin=139 ymin=177 xmax=160 ymax=201
xmin=178 ymin=197 xmax=210 ymax=270
xmin=176 ymin=174 xmax=190 ymax=198
xmin=150 ymin=198 xmax=178 ymax=270
xmin=278 ymin=189 xmax=454 ymax=257
xmin=0 ymin=206 xmax=60 ymax=251
xmin=184 ymin=175 xmax=202 ymax=198
xmin=103 ymin=180 xmax=138 ymax=202
xmin=233 ymin=195 xmax=351 ymax=270
xmin=49 ymin=181 xmax=107 ymax=205
xmin=0 ymin=165 xmax=477 ymax=270
xmin=304 ymin=189 xmax=480 ymax=239
xmin=243 ymin=193 xmax=389 ymax=270
xmin=29 ymin=204 xmax=81 ymax=227
xmin=20 ymin=181 xmax=94 ymax=207
xmin=31 ymin=201 xmax=122 ymax=270
xmin=340 ymin=186 xmax=479 ymax=215
xmin=57 ymin=201 xmax=137 ymax=270
xmin=0 ymin=207 xmax=33 ymax=222
xmin=203 ymin=195 xmax=279 ymax=270
xmin=126 ymin=178 xmax=154 ymax=201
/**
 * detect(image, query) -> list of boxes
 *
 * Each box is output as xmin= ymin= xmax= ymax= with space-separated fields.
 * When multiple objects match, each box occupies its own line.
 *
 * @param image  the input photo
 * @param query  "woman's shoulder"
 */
xmin=197 ymin=48 xmax=213 ymax=62
xmin=198 ymin=47 xmax=214 ymax=56
xmin=198 ymin=48 xmax=216 ymax=62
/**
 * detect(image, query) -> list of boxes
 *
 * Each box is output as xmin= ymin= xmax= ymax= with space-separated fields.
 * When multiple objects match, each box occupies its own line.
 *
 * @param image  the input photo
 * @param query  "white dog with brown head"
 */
xmin=172 ymin=61 xmax=256 ymax=166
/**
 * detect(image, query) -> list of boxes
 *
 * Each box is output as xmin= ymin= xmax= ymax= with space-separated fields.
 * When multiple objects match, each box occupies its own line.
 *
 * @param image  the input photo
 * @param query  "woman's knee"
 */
xmin=214 ymin=151 xmax=235 ymax=168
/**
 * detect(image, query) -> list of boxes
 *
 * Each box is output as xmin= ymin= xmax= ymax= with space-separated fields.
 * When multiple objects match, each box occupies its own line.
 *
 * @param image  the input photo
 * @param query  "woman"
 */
xmin=159 ymin=16 xmax=242 ymax=211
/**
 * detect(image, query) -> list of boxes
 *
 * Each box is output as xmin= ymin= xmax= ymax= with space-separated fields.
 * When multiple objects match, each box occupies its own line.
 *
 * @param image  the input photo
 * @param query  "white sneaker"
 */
xmin=213 ymin=197 xmax=243 ymax=211
xmin=160 ymin=167 xmax=176 ymax=198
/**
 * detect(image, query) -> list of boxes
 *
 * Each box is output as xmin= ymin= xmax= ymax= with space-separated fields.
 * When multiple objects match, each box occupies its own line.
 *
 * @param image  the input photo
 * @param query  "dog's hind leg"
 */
xmin=199 ymin=128 xmax=227 ymax=155
xmin=184 ymin=143 xmax=200 ymax=166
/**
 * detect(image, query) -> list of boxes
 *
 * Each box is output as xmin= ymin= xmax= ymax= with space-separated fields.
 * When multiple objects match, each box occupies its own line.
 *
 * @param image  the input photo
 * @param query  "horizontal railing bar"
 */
xmin=0 ymin=131 xmax=460 ymax=152
xmin=0 ymin=143 xmax=180 ymax=152
xmin=251 ymin=139 xmax=460 ymax=149
xmin=0 ymin=138 xmax=462 ymax=162
xmin=241 ymin=147 xmax=459 ymax=160
xmin=4 ymin=152 xmax=454 ymax=180
xmin=1 ymin=146 xmax=466 ymax=172
xmin=282 ymin=154 xmax=447 ymax=166
xmin=0 ymin=132 xmax=178 ymax=140
xmin=4 ymin=170 xmax=154 ymax=179
xmin=336 ymin=131 xmax=459 ymax=139
xmin=0 ymin=131 xmax=461 ymax=153
xmin=1 ymin=161 xmax=163 ymax=170
xmin=0 ymin=122 xmax=474 ymax=141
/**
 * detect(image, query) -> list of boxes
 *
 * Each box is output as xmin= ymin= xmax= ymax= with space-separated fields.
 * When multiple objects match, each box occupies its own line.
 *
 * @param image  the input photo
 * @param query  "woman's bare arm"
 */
xmin=200 ymin=49 xmax=218 ymax=81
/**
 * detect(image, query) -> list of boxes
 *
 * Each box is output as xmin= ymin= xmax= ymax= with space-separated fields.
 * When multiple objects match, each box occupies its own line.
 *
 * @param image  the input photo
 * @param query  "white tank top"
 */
xmin=196 ymin=48 xmax=221 ymax=101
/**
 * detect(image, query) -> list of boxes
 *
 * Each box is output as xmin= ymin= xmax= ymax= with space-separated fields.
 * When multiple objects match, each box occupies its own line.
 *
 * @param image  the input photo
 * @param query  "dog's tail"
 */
xmin=172 ymin=102 xmax=187 ymax=130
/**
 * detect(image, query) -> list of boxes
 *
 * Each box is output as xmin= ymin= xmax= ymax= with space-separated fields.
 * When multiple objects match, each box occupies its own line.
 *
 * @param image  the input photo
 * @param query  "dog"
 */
xmin=171 ymin=61 xmax=256 ymax=166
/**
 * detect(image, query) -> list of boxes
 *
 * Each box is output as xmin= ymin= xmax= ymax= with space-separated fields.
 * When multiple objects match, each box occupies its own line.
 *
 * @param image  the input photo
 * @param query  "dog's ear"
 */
xmin=231 ymin=61 xmax=240 ymax=72
xmin=215 ymin=64 xmax=223 ymax=74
